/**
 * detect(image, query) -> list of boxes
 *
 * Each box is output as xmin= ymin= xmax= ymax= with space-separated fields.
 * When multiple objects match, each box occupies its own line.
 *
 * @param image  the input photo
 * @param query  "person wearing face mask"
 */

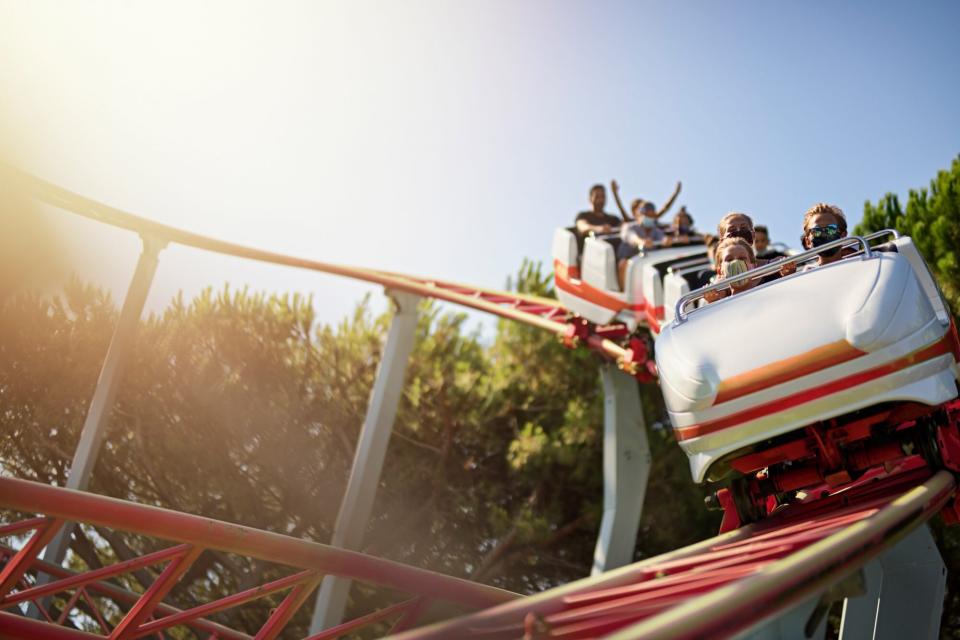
xmin=703 ymin=214 xmax=759 ymax=303
xmin=611 ymin=178 xmax=683 ymax=226
xmin=705 ymin=237 xmax=759 ymax=303
xmin=617 ymin=200 xmax=667 ymax=262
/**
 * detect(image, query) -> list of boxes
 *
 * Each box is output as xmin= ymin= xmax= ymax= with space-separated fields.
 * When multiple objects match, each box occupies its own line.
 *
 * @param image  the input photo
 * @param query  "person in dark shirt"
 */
xmin=574 ymin=184 xmax=623 ymax=237
xmin=754 ymin=224 xmax=787 ymax=259
xmin=666 ymin=206 xmax=702 ymax=245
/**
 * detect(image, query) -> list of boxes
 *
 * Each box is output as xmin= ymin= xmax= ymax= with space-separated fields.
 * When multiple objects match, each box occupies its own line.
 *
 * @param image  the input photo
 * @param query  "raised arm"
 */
xmin=610 ymin=179 xmax=631 ymax=222
xmin=656 ymin=180 xmax=682 ymax=218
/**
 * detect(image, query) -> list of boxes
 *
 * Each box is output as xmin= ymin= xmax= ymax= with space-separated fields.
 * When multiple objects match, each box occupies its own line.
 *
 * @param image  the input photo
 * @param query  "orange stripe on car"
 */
xmin=675 ymin=335 xmax=954 ymax=442
xmin=553 ymin=259 xmax=644 ymax=313
xmin=714 ymin=340 xmax=867 ymax=405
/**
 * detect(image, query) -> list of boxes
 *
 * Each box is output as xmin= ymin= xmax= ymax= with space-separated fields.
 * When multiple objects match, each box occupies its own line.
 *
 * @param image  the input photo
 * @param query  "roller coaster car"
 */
xmin=654 ymin=232 xmax=960 ymax=525
xmin=552 ymin=227 xmax=709 ymax=332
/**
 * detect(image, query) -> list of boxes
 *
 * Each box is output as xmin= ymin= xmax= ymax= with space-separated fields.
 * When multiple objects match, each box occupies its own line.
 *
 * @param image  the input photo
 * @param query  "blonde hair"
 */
xmin=717 ymin=212 xmax=754 ymax=238
xmin=715 ymin=236 xmax=757 ymax=265
xmin=802 ymin=203 xmax=847 ymax=234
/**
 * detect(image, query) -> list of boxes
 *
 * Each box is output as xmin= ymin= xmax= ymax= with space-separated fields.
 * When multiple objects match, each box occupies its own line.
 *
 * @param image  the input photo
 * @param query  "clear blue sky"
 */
xmin=2 ymin=1 xmax=958 ymax=334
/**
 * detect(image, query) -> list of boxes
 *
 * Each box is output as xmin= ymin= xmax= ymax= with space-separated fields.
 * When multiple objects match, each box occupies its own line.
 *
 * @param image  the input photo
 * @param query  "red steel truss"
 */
xmin=1 ymin=464 xmax=952 ymax=639
xmin=392 ymin=464 xmax=954 ymax=640
xmin=0 ymin=477 xmax=518 ymax=640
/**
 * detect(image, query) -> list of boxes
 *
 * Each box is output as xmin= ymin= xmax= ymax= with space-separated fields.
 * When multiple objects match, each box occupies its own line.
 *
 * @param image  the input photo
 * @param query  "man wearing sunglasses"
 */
xmin=779 ymin=203 xmax=849 ymax=276
xmin=801 ymin=203 xmax=849 ymax=267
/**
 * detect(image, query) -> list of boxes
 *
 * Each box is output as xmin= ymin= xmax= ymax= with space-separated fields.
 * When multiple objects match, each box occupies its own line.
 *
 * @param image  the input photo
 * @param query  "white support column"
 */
xmin=309 ymin=290 xmax=420 ymax=633
xmin=736 ymin=524 xmax=945 ymax=640
xmin=839 ymin=525 xmax=946 ymax=640
xmin=40 ymin=235 xmax=164 ymax=568
xmin=737 ymin=595 xmax=828 ymax=640
xmin=592 ymin=364 xmax=651 ymax=575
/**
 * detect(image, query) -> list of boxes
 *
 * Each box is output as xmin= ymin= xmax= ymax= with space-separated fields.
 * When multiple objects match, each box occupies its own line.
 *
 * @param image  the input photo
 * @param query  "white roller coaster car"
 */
xmin=552 ymin=227 xmax=710 ymax=333
xmin=655 ymin=231 xmax=960 ymax=491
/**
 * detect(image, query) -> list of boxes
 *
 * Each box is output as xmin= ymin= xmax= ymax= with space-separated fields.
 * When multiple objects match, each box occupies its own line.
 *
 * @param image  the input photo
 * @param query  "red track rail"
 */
xmin=5 ymin=165 xmax=636 ymax=369
xmin=0 ymin=477 xmax=518 ymax=640
xmin=392 ymin=464 xmax=954 ymax=640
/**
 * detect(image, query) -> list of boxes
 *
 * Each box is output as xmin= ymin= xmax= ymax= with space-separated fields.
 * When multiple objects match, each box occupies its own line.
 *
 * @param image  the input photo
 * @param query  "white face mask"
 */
xmin=641 ymin=216 xmax=657 ymax=229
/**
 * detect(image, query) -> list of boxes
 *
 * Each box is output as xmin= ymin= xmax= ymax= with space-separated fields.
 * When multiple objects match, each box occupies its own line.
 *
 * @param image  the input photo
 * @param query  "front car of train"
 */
xmin=655 ymin=232 xmax=960 ymax=525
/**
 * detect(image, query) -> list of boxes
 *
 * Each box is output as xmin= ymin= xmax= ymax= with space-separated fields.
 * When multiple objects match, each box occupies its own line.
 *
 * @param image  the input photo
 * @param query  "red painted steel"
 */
xmin=1 ymin=460 xmax=952 ymax=639
xmin=390 ymin=466 xmax=953 ymax=639
xmin=2 ymin=544 xmax=188 ymax=607
xmin=0 ymin=477 xmax=518 ymax=639
xmin=0 ymin=518 xmax=65 ymax=598
xmin=304 ymin=598 xmax=420 ymax=640
xmin=108 ymin=545 xmax=202 ymax=638
xmin=0 ymin=544 xmax=250 ymax=639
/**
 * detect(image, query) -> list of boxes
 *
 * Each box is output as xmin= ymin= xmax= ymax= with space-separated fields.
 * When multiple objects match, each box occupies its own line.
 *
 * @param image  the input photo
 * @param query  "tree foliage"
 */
xmin=855 ymin=154 xmax=960 ymax=316
xmin=0 ymin=261 xmax=714 ymax=636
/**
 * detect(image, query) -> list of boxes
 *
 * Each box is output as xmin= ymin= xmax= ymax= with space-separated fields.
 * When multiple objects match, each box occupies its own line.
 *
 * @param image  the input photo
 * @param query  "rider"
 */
xmin=706 ymin=237 xmax=759 ymax=303
xmin=780 ymin=203 xmax=850 ymax=276
xmin=667 ymin=206 xmax=701 ymax=245
xmin=755 ymin=224 xmax=787 ymax=259
xmin=574 ymin=184 xmax=624 ymax=238
xmin=801 ymin=203 xmax=849 ymax=266
xmin=611 ymin=179 xmax=682 ymax=225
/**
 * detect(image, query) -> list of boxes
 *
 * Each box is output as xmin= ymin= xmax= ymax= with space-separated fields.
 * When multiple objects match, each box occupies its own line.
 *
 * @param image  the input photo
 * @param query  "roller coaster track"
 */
xmin=0 ymin=463 xmax=952 ymax=638
xmin=6 ymin=166 xmax=638 ymax=370
xmin=1 ymin=167 xmax=956 ymax=638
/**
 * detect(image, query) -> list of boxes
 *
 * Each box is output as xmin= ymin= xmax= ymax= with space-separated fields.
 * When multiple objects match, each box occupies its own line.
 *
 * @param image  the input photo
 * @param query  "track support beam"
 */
xmin=838 ymin=525 xmax=946 ymax=640
xmin=39 ymin=234 xmax=164 ymax=570
xmin=592 ymin=365 xmax=651 ymax=574
xmin=309 ymin=290 xmax=420 ymax=633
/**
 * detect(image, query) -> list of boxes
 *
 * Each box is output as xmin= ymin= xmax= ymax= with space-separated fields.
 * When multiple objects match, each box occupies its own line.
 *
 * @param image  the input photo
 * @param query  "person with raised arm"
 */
xmin=611 ymin=179 xmax=682 ymax=223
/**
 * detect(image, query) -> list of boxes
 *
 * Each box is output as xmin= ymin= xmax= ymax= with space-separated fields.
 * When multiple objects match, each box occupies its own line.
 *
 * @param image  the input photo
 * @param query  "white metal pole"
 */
xmin=39 ymin=235 xmax=164 ymax=568
xmin=309 ymin=290 xmax=420 ymax=633
xmin=592 ymin=364 xmax=651 ymax=574
xmin=838 ymin=525 xmax=946 ymax=640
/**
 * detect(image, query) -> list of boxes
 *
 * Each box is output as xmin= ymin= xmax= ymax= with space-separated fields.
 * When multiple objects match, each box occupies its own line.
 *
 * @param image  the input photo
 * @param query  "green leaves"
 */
xmin=0 ymin=260 xmax=717 ymax=633
xmin=856 ymin=155 xmax=960 ymax=317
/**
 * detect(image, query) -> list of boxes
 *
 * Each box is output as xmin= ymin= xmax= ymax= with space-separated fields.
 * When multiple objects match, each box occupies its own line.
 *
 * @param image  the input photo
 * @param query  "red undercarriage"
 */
xmin=712 ymin=398 xmax=960 ymax=532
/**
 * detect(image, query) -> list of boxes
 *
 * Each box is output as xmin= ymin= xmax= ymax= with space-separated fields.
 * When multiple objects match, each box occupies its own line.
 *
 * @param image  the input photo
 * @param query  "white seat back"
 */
xmin=582 ymin=237 xmax=621 ymax=292
xmin=893 ymin=237 xmax=951 ymax=327
xmin=552 ymin=228 xmax=579 ymax=270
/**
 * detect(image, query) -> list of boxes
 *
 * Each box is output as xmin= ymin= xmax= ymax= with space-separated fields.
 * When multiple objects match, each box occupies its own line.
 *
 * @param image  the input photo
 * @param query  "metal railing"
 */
xmin=673 ymin=234 xmax=873 ymax=324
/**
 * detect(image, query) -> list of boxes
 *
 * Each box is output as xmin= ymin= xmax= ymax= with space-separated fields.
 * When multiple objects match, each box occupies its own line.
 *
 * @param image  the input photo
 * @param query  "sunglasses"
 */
xmin=807 ymin=224 xmax=841 ymax=240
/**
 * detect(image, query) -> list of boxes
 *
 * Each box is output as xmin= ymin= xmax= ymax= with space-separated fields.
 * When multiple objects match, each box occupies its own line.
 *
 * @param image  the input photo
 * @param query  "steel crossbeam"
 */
xmin=0 ymin=477 xmax=519 ymax=639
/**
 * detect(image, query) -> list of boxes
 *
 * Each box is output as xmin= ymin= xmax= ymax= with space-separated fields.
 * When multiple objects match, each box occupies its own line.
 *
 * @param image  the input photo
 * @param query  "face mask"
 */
xmin=641 ymin=217 xmax=657 ymax=229
xmin=726 ymin=227 xmax=754 ymax=245
xmin=724 ymin=259 xmax=749 ymax=278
